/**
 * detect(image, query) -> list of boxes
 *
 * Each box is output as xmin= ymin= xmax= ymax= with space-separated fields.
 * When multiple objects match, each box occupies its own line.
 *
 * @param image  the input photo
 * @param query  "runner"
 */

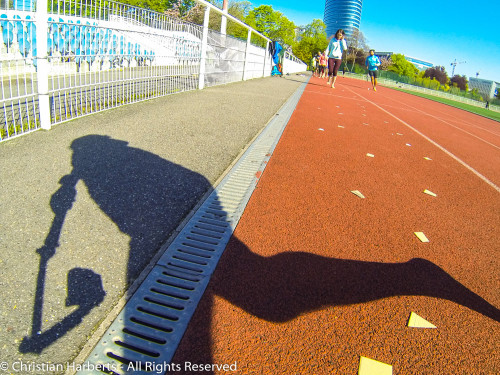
xmin=365 ymin=49 xmax=381 ymax=91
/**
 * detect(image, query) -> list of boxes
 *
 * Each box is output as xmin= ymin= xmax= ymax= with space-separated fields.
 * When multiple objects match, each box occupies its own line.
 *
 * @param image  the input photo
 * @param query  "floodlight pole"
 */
xmin=450 ymin=58 xmax=466 ymax=77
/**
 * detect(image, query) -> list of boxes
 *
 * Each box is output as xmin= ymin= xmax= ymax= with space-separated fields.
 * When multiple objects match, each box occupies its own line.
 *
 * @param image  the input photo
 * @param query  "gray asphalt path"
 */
xmin=0 ymin=72 xmax=309 ymax=374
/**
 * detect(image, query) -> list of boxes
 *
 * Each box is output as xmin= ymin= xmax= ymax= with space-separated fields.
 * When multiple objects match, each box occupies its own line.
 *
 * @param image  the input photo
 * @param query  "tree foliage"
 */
xmin=198 ymin=0 xmax=252 ymax=39
xmin=132 ymin=0 xmax=195 ymax=15
xmin=379 ymin=56 xmax=392 ymax=71
xmin=245 ymin=5 xmax=296 ymax=46
xmin=292 ymin=19 xmax=328 ymax=64
xmin=450 ymin=75 xmax=468 ymax=91
xmin=345 ymin=29 xmax=368 ymax=71
xmin=164 ymin=0 xmax=196 ymax=15
xmin=387 ymin=54 xmax=418 ymax=77
xmin=423 ymin=66 xmax=448 ymax=85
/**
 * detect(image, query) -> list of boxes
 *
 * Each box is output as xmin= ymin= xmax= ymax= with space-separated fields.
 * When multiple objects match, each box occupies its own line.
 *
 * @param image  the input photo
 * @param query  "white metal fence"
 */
xmin=0 ymin=0 xmax=307 ymax=142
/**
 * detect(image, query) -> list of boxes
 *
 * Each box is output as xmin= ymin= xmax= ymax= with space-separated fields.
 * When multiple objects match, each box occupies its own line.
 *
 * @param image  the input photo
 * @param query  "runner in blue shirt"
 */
xmin=365 ymin=49 xmax=381 ymax=91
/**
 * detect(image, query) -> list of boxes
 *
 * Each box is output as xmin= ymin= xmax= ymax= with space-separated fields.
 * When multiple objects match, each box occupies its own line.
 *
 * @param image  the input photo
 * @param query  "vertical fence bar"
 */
xmin=36 ymin=0 xmax=51 ymax=129
xmin=263 ymin=40 xmax=269 ymax=78
xmin=282 ymin=51 xmax=287 ymax=75
xmin=242 ymin=29 xmax=251 ymax=81
xmin=198 ymin=6 xmax=209 ymax=90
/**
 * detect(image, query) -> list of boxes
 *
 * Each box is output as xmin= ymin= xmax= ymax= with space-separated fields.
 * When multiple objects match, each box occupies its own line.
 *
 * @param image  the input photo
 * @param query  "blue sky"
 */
xmin=248 ymin=0 xmax=500 ymax=83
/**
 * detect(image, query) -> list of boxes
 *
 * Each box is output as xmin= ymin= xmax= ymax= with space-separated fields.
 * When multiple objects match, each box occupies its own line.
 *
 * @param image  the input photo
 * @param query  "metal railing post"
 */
xmin=220 ymin=0 xmax=228 ymax=35
xmin=198 ymin=6 xmax=210 ymax=90
xmin=243 ymin=29 xmax=251 ymax=81
xmin=36 ymin=0 xmax=51 ymax=129
xmin=282 ymin=51 xmax=288 ymax=75
xmin=263 ymin=40 xmax=269 ymax=77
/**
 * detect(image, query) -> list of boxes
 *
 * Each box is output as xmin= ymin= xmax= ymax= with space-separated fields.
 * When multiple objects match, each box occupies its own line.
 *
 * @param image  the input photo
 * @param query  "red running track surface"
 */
xmin=172 ymin=76 xmax=500 ymax=374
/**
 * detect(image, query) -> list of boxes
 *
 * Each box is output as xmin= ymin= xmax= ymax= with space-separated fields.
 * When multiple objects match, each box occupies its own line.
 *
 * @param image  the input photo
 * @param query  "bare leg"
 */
xmin=331 ymin=76 xmax=337 ymax=88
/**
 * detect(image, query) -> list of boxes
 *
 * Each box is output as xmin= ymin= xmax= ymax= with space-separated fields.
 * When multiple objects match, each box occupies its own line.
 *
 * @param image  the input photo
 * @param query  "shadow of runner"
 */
xmin=20 ymin=135 xmax=211 ymax=355
xmin=18 ymin=134 xmax=499 ymax=370
xmin=172 ymin=228 xmax=500 ymax=374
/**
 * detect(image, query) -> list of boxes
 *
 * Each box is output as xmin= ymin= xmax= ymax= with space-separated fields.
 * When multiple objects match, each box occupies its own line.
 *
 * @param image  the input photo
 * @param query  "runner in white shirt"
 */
xmin=325 ymin=29 xmax=347 ymax=89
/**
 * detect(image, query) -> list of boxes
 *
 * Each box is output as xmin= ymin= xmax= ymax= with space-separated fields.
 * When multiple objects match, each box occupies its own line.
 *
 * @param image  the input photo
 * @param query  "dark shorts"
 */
xmin=368 ymin=70 xmax=378 ymax=78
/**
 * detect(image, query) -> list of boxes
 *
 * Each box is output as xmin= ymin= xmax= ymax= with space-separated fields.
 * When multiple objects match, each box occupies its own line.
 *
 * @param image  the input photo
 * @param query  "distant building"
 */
xmin=404 ymin=56 xmax=434 ymax=71
xmin=468 ymin=77 xmax=500 ymax=99
xmin=323 ymin=0 xmax=363 ymax=39
xmin=376 ymin=52 xmax=433 ymax=71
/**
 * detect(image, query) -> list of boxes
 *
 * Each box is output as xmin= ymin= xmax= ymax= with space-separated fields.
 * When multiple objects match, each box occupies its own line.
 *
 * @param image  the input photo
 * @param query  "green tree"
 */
xmin=450 ymin=75 xmax=468 ymax=91
xmin=424 ymin=66 xmax=448 ymax=85
xmin=388 ymin=54 xmax=418 ymax=77
xmin=245 ymin=5 xmax=296 ymax=47
xmin=164 ymin=0 xmax=196 ymax=16
xmin=121 ymin=0 xmax=167 ymax=13
xmin=120 ymin=0 xmax=198 ymax=17
xmin=379 ymin=55 xmax=391 ymax=70
xmin=226 ymin=1 xmax=253 ymax=40
xmin=345 ymin=29 xmax=368 ymax=71
xmin=292 ymin=19 xmax=328 ymax=64
xmin=471 ymin=88 xmax=484 ymax=101
xmin=202 ymin=0 xmax=252 ymax=40
xmin=301 ymin=19 xmax=327 ymax=39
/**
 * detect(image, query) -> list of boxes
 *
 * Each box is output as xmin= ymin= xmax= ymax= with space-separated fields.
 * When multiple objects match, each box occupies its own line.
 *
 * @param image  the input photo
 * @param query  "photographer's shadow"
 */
xmin=20 ymin=135 xmax=211 ymax=354
xmin=174 ymin=234 xmax=500 ymax=373
xmin=19 ymin=134 xmax=499 ymax=365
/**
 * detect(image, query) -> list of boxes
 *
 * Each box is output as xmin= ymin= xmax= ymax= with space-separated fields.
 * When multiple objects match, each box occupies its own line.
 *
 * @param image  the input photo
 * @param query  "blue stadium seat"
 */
xmin=47 ymin=35 xmax=53 ymax=55
xmin=1 ymin=16 xmax=14 ymax=50
xmin=2 ymin=28 xmax=14 ymax=49
xmin=0 ymin=14 xmax=8 ymax=27
xmin=32 ymin=47 xmax=37 ymax=67
xmin=18 ymin=32 xmax=30 ymax=57
xmin=26 ymin=17 xmax=35 ymax=34
xmin=27 ymin=22 xmax=35 ymax=40
xmin=70 ymin=38 xmax=77 ymax=53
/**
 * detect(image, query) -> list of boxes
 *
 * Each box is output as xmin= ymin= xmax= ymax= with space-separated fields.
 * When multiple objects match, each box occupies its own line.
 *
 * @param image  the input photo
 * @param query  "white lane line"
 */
xmin=430 ymin=115 xmax=500 ymax=138
xmin=386 ymin=97 xmax=500 ymax=150
xmin=345 ymin=87 xmax=500 ymax=193
xmin=395 ymin=96 xmax=500 ymax=137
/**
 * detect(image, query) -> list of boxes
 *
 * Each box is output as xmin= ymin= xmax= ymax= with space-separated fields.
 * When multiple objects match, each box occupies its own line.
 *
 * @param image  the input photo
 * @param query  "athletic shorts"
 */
xmin=368 ymin=70 xmax=378 ymax=78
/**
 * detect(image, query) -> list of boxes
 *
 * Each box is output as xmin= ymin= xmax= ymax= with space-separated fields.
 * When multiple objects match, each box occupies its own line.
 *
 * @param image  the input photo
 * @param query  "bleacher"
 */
xmin=0 ymin=0 xmax=185 ymax=74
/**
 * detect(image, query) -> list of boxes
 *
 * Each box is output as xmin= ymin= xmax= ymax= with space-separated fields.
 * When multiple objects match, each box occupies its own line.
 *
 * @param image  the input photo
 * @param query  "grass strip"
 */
xmin=393 ymin=88 xmax=500 ymax=122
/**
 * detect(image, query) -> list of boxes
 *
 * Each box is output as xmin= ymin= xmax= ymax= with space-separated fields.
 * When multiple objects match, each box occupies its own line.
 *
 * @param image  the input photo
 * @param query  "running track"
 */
xmin=172 ymin=76 xmax=500 ymax=374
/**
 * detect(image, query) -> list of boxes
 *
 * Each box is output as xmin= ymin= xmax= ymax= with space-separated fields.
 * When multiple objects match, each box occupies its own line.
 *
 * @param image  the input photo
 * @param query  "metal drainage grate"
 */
xmin=77 ymin=78 xmax=308 ymax=375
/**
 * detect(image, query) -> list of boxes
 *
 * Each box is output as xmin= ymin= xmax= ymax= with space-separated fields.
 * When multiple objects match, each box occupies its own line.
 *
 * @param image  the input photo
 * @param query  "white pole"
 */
xmin=198 ymin=6 xmax=210 ymax=90
xmin=282 ymin=51 xmax=288 ymax=75
xmin=243 ymin=29 xmax=251 ymax=81
xmin=36 ymin=0 xmax=50 ymax=129
xmin=221 ymin=0 xmax=228 ymax=36
xmin=263 ymin=40 xmax=269 ymax=77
